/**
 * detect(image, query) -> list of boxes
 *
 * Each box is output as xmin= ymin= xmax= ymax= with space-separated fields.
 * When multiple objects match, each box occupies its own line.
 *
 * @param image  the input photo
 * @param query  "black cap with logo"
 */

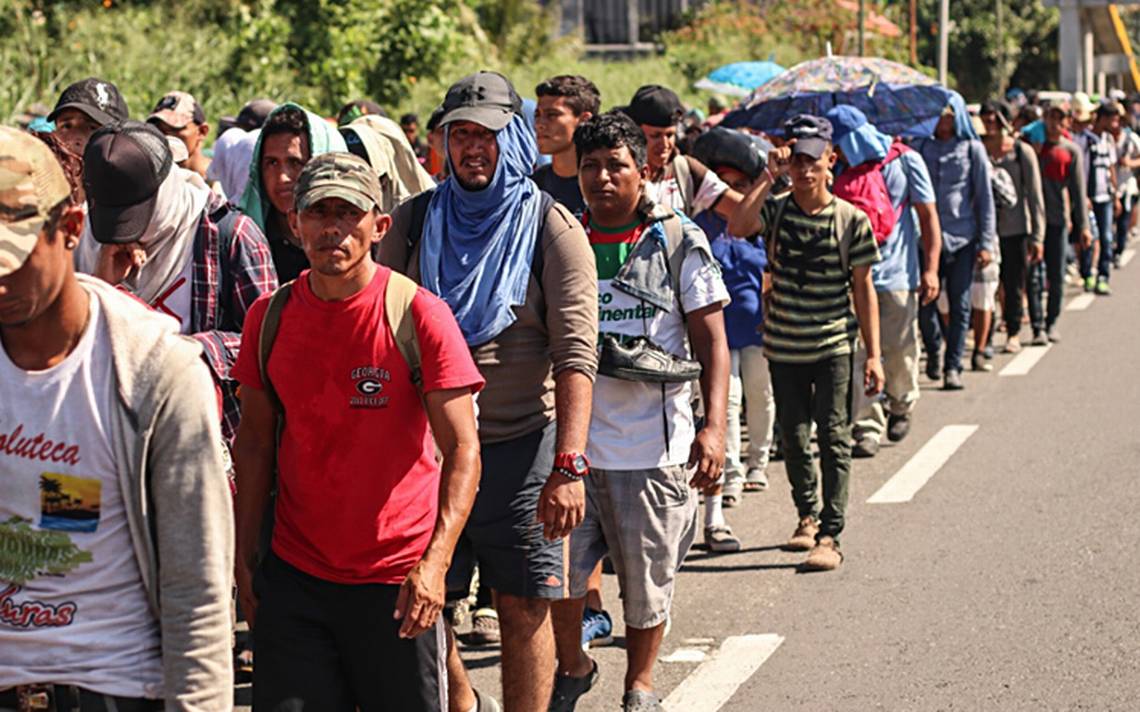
xmin=439 ymin=71 xmax=523 ymax=132
xmin=783 ymin=114 xmax=834 ymax=160
xmin=48 ymin=78 xmax=130 ymax=127
xmin=83 ymin=121 xmax=172 ymax=244
xmin=622 ymin=85 xmax=685 ymax=128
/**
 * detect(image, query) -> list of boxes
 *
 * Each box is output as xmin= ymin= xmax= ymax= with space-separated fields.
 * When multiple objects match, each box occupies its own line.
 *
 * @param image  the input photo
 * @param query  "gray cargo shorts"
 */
xmin=568 ymin=464 xmax=699 ymax=629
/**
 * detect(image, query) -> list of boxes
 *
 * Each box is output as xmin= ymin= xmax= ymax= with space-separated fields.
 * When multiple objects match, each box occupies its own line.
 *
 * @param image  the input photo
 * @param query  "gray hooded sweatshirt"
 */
xmin=77 ymin=275 xmax=234 ymax=709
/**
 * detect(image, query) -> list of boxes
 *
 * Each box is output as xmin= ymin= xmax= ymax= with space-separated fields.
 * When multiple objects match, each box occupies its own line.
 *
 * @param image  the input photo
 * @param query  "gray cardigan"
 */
xmin=82 ymin=275 xmax=234 ymax=710
xmin=995 ymin=140 xmax=1047 ymax=244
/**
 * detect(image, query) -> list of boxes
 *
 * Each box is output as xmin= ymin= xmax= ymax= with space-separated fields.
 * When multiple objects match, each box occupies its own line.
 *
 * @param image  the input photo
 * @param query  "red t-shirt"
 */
xmin=232 ymin=267 xmax=484 ymax=584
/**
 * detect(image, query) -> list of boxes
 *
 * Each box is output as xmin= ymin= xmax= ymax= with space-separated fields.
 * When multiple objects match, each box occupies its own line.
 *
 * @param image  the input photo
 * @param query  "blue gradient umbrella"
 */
xmin=721 ymin=56 xmax=952 ymax=138
xmin=695 ymin=61 xmax=786 ymax=98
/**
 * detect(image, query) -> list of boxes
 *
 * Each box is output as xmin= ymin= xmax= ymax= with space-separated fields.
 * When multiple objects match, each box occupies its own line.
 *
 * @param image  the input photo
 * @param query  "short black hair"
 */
xmin=261 ymin=106 xmax=308 ymax=141
xmin=573 ymin=111 xmax=647 ymax=168
xmin=400 ymin=113 xmax=419 ymax=127
xmin=536 ymin=75 xmax=602 ymax=117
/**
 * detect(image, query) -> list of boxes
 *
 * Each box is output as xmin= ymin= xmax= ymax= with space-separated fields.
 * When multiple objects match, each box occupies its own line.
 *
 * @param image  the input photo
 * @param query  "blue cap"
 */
xmin=783 ymin=114 xmax=833 ymax=159
xmin=824 ymin=105 xmax=869 ymax=144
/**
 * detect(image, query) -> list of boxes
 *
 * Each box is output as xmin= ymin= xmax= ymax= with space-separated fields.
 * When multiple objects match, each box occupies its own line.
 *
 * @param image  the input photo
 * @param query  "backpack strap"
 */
xmin=671 ymin=154 xmax=694 ymax=216
xmin=258 ymin=281 xmax=294 ymax=421
xmin=661 ymin=211 xmax=688 ymax=321
xmin=406 ymin=190 xmax=434 ymax=255
xmin=765 ymin=194 xmax=790 ymax=271
xmin=210 ymin=201 xmax=242 ymax=329
xmin=832 ymin=200 xmax=856 ymax=274
xmin=385 ymin=271 xmax=423 ymax=398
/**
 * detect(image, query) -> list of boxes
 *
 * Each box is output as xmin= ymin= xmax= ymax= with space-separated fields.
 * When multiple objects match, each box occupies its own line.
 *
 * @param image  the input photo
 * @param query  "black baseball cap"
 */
xmin=622 ymin=85 xmax=685 ymax=128
xmin=48 ymin=78 xmax=130 ymax=126
xmin=783 ymin=115 xmax=833 ymax=159
xmin=439 ymin=71 xmax=522 ymax=131
xmin=220 ymin=98 xmax=277 ymax=134
xmin=83 ymin=121 xmax=172 ymax=244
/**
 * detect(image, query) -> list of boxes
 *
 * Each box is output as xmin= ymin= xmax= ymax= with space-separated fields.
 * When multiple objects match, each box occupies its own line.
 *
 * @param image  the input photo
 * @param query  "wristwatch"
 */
xmin=552 ymin=452 xmax=590 ymax=481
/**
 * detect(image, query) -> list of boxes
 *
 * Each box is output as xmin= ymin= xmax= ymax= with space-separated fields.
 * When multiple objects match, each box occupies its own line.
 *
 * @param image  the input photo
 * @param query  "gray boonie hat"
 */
xmin=294 ymin=152 xmax=383 ymax=213
xmin=0 ymin=127 xmax=72 ymax=277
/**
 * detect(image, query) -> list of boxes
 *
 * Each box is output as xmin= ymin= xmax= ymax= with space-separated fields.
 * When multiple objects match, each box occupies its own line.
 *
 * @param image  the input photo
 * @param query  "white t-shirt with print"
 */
xmin=646 ymin=159 xmax=730 ymax=218
xmin=0 ymin=294 xmax=163 ymax=698
xmin=147 ymin=256 xmax=194 ymax=334
xmin=588 ymin=250 xmax=729 ymax=470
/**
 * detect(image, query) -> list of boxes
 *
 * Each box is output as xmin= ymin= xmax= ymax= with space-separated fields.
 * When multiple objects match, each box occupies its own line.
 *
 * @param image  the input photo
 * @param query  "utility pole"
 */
xmin=996 ymin=0 xmax=1006 ymax=95
xmin=859 ymin=0 xmax=866 ymax=56
xmin=938 ymin=0 xmax=950 ymax=84
xmin=910 ymin=0 xmax=918 ymax=65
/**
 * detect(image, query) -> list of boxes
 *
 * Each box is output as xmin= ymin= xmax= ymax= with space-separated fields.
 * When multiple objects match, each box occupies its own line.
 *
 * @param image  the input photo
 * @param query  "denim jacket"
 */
xmin=610 ymin=200 xmax=719 ymax=314
xmin=913 ymin=137 xmax=998 ymax=256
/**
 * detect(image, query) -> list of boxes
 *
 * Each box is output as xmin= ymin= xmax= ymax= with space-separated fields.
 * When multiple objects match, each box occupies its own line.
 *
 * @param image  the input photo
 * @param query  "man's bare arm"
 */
xmin=396 ymin=387 xmax=481 ymax=638
xmin=232 ymin=386 xmax=278 ymax=630
xmin=914 ymin=202 xmax=942 ymax=304
xmin=686 ymin=302 xmax=730 ymax=490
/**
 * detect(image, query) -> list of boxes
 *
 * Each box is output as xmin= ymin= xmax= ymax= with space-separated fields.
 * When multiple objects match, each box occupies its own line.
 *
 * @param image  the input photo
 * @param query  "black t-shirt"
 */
xmin=266 ymin=217 xmax=310 ymax=284
xmin=532 ymin=164 xmax=585 ymax=222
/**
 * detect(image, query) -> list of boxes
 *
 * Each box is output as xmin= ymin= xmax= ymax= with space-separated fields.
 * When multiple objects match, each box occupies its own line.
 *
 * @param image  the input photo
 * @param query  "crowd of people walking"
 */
xmin=0 ymin=67 xmax=1131 ymax=712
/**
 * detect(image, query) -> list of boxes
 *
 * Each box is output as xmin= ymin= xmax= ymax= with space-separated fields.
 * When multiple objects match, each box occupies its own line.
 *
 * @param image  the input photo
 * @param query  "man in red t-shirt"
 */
xmin=231 ymin=153 xmax=484 ymax=711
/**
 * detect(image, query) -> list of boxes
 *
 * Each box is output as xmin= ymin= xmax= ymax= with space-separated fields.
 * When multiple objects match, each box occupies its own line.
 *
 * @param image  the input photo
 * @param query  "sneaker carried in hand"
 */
xmin=704 ymin=525 xmax=742 ymax=553
xmin=549 ymin=659 xmax=598 ymax=712
xmin=1095 ymin=278 xmax=1111 ymax=295
xmin=622 ymin=690 xmax=663 ymax=712
xmin=744 ymin=467 xmax=769 ymax=492
xmin=581 ymin=608 xmax=613 ymax=649
xmin=802 ymin=536 xmax=843 ymax=571
xmin=852 ymin=435 xmax=879 ymax=458
xmin=785 ymin=516 xmax=819 ymax=551
xmin=886 ymin=414 xmax=911 ymax=443
xmin=467 ymin=608 xmax=501 ymax=647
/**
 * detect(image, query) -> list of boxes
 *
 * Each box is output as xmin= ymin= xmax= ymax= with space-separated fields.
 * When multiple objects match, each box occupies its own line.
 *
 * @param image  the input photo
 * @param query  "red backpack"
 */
xmin=832 ymin=142 xmax=910 ymax=246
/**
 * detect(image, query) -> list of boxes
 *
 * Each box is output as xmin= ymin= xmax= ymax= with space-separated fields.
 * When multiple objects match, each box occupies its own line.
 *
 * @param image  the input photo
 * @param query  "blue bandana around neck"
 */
xmin=418 ymin=113 xmax=543 ymax=346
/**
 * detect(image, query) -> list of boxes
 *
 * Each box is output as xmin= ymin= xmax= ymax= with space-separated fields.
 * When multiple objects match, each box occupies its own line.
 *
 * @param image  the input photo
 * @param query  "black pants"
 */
xmin=999 ymin=234 xmax=1030 ymax=338
xmin=0 ymin=687 xmax=159 ymax=712
xmin=769 ymin=353 xmax=854 ymax=542
xmin=253 ymin=553 xmax=446 ymax=712
xmin=1027 ymin=223 xmax=1066 ymax=334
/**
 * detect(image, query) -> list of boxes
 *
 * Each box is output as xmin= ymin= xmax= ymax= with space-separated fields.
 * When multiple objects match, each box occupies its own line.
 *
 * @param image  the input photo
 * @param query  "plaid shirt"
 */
xmin=191 ymin=193 xmax=278 ymax=442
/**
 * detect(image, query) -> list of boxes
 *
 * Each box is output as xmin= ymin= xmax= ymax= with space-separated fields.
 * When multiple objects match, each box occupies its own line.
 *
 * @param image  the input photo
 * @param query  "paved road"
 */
xmin=460 ymin=253 xmax=1140 ymax=712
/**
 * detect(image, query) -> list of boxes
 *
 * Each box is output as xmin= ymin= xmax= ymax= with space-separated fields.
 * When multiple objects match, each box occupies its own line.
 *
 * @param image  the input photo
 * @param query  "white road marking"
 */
xmin=999 ymin=345 xmax=1051 ymax=377
xmin=867 ymin=425 xmax=979 ymax=504
xmin=661 ymin=648 xmax=710 ymax=663
xmin=663 ymin=634 xmax=784 ymax=712
xmin=1066 ymin=293 xmax=1096 ymax=311
xmin=1122 ymin=249 xmax=1136 ymax=266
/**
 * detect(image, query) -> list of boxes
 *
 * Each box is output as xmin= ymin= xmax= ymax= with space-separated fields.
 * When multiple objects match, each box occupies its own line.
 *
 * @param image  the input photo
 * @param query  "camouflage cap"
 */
xmin=0 ymin=127 xmax=71 ymax=277
xmin=294 ymin=152 xmax=383 ymax=214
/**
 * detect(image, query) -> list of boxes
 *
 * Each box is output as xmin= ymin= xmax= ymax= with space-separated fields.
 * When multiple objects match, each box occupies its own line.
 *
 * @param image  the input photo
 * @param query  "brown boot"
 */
xmin=785 ymin=516 xmax=819 ymax=551
xmin=802 ymin=536 xmax=843 ymax=571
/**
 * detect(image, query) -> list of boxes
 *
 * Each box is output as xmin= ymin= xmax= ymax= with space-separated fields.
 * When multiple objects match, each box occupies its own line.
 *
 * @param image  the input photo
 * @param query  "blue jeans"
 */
xmin=920 ymin=243 xmax=976 ymax=373
xmin=1081 ymin=200 xmax=1114 ymax=280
